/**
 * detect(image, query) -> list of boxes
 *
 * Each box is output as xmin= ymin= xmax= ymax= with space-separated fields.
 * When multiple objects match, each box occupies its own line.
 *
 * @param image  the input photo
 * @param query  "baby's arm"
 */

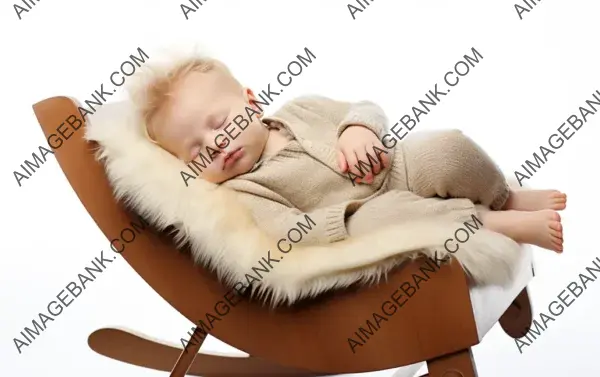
xmin=290 ymin=95 xmax=391 ymax=182
xmin=235 ymin=189 xmax=479 ymax=246
xmin=291 ymin=95 xmax=389 ymax=138
xmin=235 ymin=192 xmax=353 ymax=245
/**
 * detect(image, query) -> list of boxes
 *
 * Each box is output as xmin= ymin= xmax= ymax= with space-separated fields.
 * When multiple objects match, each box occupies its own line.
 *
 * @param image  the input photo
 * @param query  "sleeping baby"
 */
xmin=134 ymin=56 xmax=566 ymax=253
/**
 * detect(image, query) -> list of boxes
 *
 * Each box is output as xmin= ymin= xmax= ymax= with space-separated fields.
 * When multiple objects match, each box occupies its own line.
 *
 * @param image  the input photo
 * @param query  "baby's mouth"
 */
xmin=222 ymin=147 xmax=243 ymax=170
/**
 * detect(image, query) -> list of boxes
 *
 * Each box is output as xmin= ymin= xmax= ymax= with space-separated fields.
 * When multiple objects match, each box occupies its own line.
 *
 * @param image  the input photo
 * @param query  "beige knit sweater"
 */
xmin=221 ymin=96 xmax=489 ymax=245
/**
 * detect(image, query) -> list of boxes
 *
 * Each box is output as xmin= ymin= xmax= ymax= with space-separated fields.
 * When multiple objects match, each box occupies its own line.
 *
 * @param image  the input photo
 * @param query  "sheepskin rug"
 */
xmin=85 ymin=100 xmax=527 ymax=306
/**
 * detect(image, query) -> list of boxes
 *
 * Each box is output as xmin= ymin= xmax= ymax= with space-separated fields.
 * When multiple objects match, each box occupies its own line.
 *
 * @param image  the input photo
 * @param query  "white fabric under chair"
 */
xmin=390 ymin=247 xmax=534 ymax=377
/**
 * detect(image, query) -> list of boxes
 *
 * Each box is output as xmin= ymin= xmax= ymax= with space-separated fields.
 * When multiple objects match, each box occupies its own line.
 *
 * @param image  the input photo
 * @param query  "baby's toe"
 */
xmin=551 ymin=238 xmax=564 ymax=253
xmin=550 ymin=228 xmax=563 ymax=239
xmin=552 ymin=199 xmax=567 ymax=210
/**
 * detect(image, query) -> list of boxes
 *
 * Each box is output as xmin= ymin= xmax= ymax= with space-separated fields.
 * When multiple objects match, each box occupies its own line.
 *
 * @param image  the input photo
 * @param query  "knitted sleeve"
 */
xmin=336 ymin=100 xmax=388 ymax=139
xmin=290 ymin=95 xmax=388 ymax=139
xmin=237 ymin=193 xmax=351 ymax=245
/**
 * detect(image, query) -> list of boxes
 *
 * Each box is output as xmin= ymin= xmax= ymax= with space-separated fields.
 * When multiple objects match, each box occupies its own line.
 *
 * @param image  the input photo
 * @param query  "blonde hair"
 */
xmin=128 ymin=53 xmax=234 ymax=144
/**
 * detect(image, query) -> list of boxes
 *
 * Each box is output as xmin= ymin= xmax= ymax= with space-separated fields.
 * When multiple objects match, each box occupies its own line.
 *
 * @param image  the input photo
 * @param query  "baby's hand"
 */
xmin=336 ymin=125 xmax=390 ymax=184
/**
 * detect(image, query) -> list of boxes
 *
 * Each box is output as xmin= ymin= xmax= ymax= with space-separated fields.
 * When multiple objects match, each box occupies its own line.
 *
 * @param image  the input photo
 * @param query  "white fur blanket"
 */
xmin=85 ymin=101 xmax=525 ymax=306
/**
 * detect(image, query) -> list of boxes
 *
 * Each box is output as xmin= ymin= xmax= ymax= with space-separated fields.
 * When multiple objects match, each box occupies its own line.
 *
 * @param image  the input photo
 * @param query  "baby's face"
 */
xmin=151 ymin=70 xmax=269 ymax=183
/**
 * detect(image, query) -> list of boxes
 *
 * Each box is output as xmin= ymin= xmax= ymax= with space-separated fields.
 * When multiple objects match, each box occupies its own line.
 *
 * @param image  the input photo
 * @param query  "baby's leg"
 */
xmin=396 ymin=129 xmax=566 ymax=211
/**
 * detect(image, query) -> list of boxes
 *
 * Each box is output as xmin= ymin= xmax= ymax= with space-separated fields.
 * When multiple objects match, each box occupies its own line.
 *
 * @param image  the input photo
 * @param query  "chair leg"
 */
xmin=88 ymin=328 xmax=320 ymax=376
xmin=499 ymin=286 xmax=533 ymax=339
xmin=170 ymin=326 xmax=204 ymax=377
xmin=426 ymin=348 xmax=478 ymax=377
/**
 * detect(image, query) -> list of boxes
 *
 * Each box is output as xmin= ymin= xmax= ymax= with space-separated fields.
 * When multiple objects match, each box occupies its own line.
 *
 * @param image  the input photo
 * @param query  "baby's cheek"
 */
xmin=237 ymin=154 xmax=254 ymax=174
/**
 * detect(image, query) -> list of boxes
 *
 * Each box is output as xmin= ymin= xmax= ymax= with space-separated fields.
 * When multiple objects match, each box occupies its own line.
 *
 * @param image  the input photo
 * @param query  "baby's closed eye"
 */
xmin=212 ymin=116 xmax=228 ymax=130
xmin=187 ymin=145 xmax=202 ymax=163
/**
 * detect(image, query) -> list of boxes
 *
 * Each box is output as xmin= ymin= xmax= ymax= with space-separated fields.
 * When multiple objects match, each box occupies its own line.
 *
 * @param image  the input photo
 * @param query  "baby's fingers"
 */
xmin=344 ymin=149 xmax=363 ymax=181
xmin=355 ymin=149 xmax=374 ymax=184
xmin=368 ymin=144 xmax=381 ymax=175
xmin=372 ymin=140 xmax=390 ymax=171
xmin=337 ymin=150 xmax=348 ymax=172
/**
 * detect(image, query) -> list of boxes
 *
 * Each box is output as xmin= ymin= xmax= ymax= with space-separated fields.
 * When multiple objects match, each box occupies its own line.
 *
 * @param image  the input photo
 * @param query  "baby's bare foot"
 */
xmin=482 ymin=209 xmax=563 ymax=253
xmin=503 ymin=190 xmax=567 ymax=211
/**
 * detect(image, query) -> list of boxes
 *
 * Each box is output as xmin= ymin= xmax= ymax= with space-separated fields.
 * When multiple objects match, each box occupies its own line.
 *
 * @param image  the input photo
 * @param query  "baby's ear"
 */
xmin=244 ymin=87 xmax=256 ymax=102
xmin=244 ymin=88 xmax=263 ymax=115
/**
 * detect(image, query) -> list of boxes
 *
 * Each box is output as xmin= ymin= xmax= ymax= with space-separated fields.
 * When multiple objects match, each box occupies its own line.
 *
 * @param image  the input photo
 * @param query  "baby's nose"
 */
xmin=222 ymin=146 xmax=235 ymax=155
xmin=215 ymin=138 xmax=228 ymax=149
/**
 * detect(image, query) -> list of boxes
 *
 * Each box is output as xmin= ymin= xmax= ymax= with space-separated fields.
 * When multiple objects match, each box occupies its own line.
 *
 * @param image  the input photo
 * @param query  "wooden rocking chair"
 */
xmin=32 ymin=96 xmax=534 ymax=377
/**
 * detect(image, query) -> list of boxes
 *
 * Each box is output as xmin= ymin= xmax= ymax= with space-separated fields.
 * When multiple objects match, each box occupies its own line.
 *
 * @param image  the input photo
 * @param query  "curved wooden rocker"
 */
xmin=33 ymin=96 xmax=535 ymax=377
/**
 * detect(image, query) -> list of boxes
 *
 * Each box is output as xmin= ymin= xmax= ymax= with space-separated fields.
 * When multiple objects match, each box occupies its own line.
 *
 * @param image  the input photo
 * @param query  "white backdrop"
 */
xmin=1 ymin=0 xmax=599 ymax=376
